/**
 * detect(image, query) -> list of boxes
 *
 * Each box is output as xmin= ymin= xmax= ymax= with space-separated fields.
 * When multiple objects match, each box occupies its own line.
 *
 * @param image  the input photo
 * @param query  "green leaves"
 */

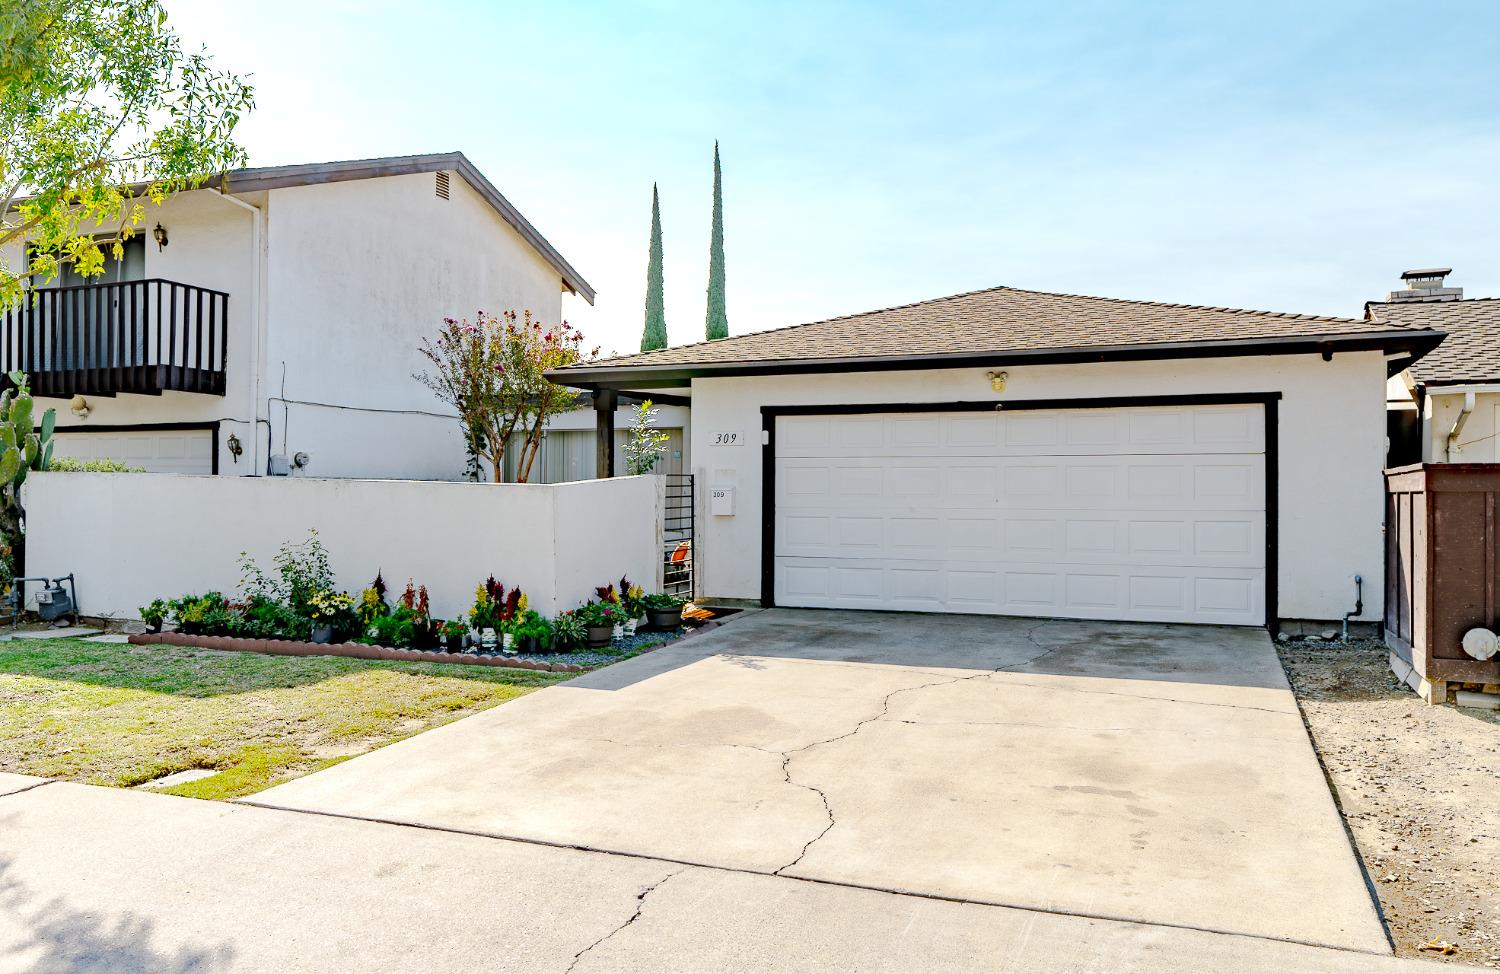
xmin=1 ymin=0 xmax=255 ymax=309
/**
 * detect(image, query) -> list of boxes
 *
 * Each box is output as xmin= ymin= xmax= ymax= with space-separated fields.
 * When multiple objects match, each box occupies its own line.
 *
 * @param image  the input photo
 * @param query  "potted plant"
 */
xmin=594 ymin=582 xmax=628 ymax=640
xmin=308 ymin=590 xmax=357 ymax=644
xmin=576 ymin=601 xmax=619 ymax=648
xmin=511 ymin=609 xmax=552 ymax=654
xmin=439 ymin=618 xmax=468 ymax=652
xmin=139 ymin=598 xmax=169 ymax=633
xmin=642 ymin=592 xmax=686 ymax=631
xmin=552 ymin=610 xmax=586 ymax=650
xmin=620 ymin=579 xmax=647 ymax=635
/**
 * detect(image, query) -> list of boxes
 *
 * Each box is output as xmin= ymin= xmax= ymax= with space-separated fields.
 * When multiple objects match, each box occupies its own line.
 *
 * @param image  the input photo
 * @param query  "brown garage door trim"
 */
xmin=51 ymin=421 xmax=220 ymax=475
xmin=759 ymin=393 xmax=1282 ymax=634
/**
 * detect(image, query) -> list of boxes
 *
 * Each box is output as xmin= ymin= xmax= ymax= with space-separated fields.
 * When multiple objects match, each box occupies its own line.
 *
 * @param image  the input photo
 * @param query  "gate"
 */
xmin=662 ymin=473 xmax=694 ymax=598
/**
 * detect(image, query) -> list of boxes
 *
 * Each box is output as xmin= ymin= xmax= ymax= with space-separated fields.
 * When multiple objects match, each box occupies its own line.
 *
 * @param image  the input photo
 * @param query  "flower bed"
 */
xmin=125 ymin=629 xmax=688 ymax=672
xmin=137 ymin=532 xmax=693 ymax=661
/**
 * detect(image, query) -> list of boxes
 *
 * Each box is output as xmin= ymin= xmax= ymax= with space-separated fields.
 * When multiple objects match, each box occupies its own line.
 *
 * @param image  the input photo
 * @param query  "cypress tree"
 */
xmin=705 ymin=141 xmax=728 ymax=340
xmin=641 ymin=183 xmax=668 ymax=351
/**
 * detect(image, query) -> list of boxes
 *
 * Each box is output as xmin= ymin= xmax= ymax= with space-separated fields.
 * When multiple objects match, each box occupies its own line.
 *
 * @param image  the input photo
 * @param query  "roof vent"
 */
xmin=1389 ymin=267 xmax=1462 ymax=303
xmin=435 ymin=171 xmax=450 ymax=200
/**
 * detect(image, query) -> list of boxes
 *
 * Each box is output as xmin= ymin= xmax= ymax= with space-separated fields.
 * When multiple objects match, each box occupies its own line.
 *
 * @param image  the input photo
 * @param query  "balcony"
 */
xmin=2 ymin=279 xmax=229 ymax=397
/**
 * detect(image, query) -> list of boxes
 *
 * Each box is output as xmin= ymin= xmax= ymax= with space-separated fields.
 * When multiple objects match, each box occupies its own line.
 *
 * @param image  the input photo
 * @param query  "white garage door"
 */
xmin=53 ymin=429 xmax=214 ymax=474
xmin=774 ymin=404 xmax=1267 ymax=625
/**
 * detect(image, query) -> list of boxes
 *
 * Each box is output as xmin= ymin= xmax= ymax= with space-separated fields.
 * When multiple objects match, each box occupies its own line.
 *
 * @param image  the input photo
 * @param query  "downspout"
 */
xmin=211 ymin=189 xmax=268 ymax=475
xmin=1445 ymin=390 xmax=1476 ymax=461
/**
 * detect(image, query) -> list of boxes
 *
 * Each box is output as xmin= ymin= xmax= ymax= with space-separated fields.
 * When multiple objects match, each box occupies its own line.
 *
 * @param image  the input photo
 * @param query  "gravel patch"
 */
xmin=1280 ymin=639 xmax=1500 ymax=966
xmin=470 ymin=628 xmax=685 ymax=670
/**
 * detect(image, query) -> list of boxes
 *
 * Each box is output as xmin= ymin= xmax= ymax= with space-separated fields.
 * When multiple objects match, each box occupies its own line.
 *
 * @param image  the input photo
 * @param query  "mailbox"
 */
xmin=710 ymin=486 xmax=735 ymax=516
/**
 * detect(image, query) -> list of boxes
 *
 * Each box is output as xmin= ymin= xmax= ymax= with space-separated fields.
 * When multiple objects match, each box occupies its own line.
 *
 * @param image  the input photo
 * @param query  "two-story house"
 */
xmin=1 ymin=153 xmax=593 ymax=479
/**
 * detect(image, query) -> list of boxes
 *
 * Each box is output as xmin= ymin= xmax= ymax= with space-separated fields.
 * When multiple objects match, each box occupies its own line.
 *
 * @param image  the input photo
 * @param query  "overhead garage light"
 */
xmin=987 ymin=370 xmax=1008 ymax=393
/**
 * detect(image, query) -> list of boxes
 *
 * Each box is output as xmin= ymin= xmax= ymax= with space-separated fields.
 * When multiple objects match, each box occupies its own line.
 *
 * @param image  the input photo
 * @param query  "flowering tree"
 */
xmin=416 ymin=310 xmax=595 ymax=483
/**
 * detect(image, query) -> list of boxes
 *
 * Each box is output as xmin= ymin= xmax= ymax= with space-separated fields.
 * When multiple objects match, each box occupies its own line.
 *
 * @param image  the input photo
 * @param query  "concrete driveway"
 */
xmin=254 ymin=609 xmax=1388 ymax=954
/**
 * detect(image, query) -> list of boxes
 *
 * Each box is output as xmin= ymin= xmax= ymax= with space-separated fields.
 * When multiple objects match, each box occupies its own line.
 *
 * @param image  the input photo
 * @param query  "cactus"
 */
xmin=0 ymin=371 xmax=56 ymax=579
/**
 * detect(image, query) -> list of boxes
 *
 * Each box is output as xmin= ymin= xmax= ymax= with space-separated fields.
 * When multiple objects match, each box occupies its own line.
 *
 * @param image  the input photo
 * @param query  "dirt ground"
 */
xmin=1279 ymin=639 xmax=1500 ymax=967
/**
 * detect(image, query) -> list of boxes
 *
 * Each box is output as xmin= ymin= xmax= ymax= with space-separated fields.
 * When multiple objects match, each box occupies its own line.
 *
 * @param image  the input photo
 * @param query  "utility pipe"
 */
xmin=1446 ymin=390 xmax=1476 ymax=460
xmin=210 ymin=189 xmax=268 ymax=475
xmin=1342 ymin=575 xmax=1363 ymax=642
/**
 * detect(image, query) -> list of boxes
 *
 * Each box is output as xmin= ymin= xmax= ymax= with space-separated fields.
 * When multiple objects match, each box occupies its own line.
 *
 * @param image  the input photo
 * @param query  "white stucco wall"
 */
xmin=24 ymin=473 xmax=663 ymax=621
xmin=1422 ymin=389 xmax=1500 ymax=463
xmin=262 ymin=171 xmax=568 ymax=481
xmin=687 ymin=352 xmax=1388 ymax=624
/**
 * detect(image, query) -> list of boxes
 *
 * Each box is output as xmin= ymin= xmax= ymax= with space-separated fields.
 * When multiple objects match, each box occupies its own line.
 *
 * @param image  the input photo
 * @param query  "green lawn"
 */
xmin=0 ymin=638 xmax=572 ymax=799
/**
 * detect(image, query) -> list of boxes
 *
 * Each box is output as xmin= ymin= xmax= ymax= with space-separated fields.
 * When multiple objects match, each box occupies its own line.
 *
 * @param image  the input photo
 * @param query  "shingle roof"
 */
xmin=562 ymin=285 xmax=1435 ymax=378
xmin=1366 ymin=298 xmax=1500 ymax=385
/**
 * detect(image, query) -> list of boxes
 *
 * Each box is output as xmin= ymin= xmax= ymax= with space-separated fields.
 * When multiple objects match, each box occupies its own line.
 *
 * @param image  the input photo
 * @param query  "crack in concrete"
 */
xmin=983 ymin=678 xmax=1299 ymax=717
xmin=773 ymin=621 xmax=1070 ymax=874
xmin=564 ymin=868 xmax=684 ymax=972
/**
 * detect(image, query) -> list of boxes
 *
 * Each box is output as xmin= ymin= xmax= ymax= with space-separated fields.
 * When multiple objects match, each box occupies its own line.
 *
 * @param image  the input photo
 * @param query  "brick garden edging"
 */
xmin=127 ymin=617 xmax=724 ymax=673
xmin=127 ymin=631 xmax=591 ymax=672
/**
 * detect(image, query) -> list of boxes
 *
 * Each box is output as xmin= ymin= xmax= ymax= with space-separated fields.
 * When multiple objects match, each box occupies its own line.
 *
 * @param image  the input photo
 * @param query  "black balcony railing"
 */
xmin=2 ymin=279 xmax=229 ymax=397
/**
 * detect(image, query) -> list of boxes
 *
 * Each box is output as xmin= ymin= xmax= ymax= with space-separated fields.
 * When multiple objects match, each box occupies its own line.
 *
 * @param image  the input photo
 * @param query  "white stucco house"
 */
xmin=1369 ymin=268 xmax=1500 ymax=465
xmin=550 ymin=285 xmax=1444 ymax=633
xmin=0 ymin=153 xmax=592 ymax=479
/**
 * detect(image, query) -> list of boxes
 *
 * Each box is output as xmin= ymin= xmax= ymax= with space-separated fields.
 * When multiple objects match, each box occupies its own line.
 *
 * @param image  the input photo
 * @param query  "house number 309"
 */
xmin=712 ymin=432 xmax=741 ymax=445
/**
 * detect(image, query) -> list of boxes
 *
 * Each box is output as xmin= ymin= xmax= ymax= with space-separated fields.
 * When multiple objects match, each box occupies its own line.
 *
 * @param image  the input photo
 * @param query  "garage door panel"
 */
xmin=776 ymin=405 xmax=1264 ymax=459
xmin=774 ymin=406 xmax=1267 ymax=626
xmin=774 ymin=556 xmax=1265 ymax=625
xmin=780 ymin=455 xmax=1262 ymax=511
xmin=780 ymin=509 xmax=1263 ymax=566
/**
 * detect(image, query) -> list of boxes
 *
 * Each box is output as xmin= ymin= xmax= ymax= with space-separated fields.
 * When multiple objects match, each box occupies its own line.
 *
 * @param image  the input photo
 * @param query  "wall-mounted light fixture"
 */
xmin=152 ymin=223 xmax=169 ymax=251
xmin=987 ymin=370 xmax=1008 ymax=393
xmin=69 ymin=395 xmax=90 ymax=420
xmin=226 ymin=432 xmax=243 ymax=463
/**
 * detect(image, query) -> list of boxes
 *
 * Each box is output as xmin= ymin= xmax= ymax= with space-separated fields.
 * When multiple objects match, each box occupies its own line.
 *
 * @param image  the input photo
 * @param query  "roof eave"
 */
xmin=548 ymin=329 xmax=1447 ymax=391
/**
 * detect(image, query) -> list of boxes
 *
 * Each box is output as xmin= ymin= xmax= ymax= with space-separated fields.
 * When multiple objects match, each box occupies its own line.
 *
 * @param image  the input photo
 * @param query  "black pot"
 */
xmin=310 ymin=625 xmax=334 ymax=645
xmin=646 ymin=606 xmax=682 ymax=631
xmin=585 ymin=624 xmax=614 ymax=648
xmin=444 ymin=633 xmax=464 ymax=652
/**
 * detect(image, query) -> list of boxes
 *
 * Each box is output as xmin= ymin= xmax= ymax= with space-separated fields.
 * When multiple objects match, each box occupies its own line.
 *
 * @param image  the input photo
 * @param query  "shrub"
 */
xmin=510 ymin=609 xmax=553 ymax=651
xmin=238 ymin=531 xmax=334 ymax=619
xmin=642 ymin=592 xmax=684 ymax=610
xmin=48 ymin=457 xmax=144 ymax=473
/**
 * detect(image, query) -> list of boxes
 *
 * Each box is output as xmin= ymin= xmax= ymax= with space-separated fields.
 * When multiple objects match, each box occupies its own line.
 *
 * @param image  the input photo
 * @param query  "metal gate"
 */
xmin=662 ymin=473 xmax=694 ymax=598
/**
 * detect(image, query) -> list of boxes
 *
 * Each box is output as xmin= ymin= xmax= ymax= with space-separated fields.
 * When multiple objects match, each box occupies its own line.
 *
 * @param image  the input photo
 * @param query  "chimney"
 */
xmin=1388 ymin=267 xmax=1463 ymax=303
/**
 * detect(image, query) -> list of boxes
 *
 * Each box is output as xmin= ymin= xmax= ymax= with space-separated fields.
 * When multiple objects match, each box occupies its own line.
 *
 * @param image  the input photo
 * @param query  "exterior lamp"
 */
xmin=226 ymin=432 xmax=243 ymax=463
xmin=987 ymin=370 xmax=1008 ymax=393
xmin=69 ymin=395 xmax=90 ymax=420
xmin=152 ymin=223 xmax=169 ymax=251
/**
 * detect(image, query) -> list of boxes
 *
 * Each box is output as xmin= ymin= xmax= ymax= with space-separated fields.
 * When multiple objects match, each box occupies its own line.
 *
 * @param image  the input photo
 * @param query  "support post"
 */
xmin=594 ymin=389 xmax=617 ymax=479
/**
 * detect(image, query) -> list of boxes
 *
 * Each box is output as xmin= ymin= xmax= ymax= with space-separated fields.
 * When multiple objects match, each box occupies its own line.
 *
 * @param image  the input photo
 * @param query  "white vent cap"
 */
xmin=1461 ymin=627 xmax=1498 ymax=661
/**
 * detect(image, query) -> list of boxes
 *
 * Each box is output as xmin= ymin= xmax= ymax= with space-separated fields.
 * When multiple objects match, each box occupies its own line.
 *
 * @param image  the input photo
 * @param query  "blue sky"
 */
xmin=166 ymin=1 xmax=1500 ymax=356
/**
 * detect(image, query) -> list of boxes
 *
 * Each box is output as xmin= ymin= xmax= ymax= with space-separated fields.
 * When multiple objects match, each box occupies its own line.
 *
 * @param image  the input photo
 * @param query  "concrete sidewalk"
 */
xmin=0 ymin=782 xmax=1443 ymax=973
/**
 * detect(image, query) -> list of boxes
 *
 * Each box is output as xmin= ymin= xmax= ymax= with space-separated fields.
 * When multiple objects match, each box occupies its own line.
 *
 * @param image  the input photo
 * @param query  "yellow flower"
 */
xmin=517 ymin=593 xmax=528 ymax=614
